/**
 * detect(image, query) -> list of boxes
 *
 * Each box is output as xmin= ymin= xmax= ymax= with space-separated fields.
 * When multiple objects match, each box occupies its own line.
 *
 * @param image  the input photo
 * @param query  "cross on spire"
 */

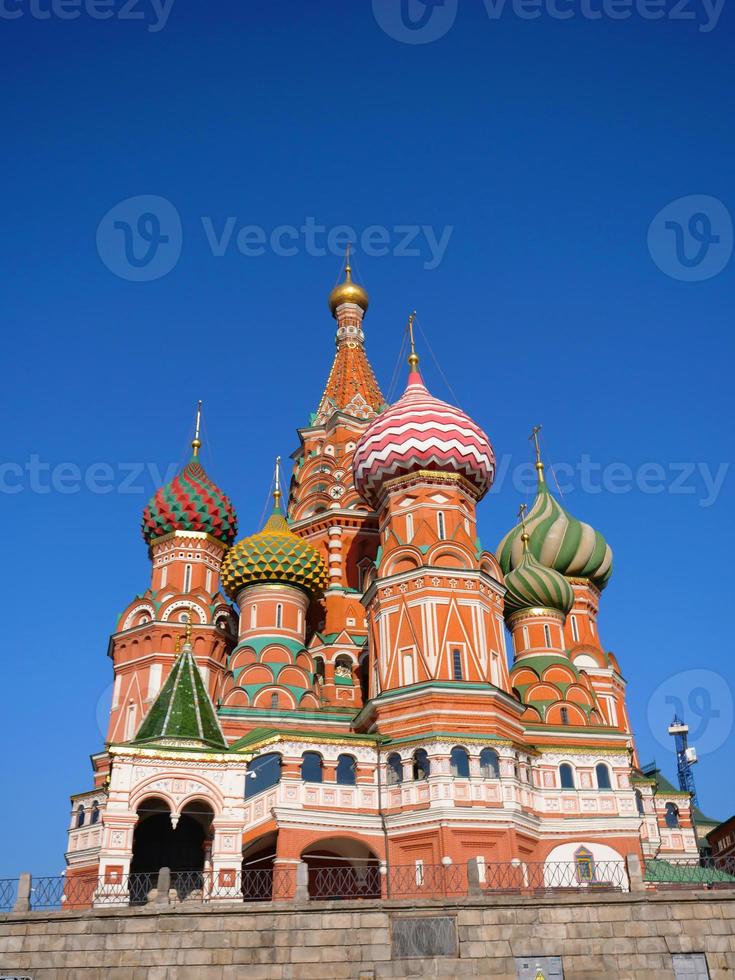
xmin=407 ymin=310 xmax=419 ymax=371
xmin=192 ymin=400 xmax=203 ymax=457
xmin=529 ymin=424 xmax=545 ymax=478
xmin=273 ymin=455 xmax=282 ymax=508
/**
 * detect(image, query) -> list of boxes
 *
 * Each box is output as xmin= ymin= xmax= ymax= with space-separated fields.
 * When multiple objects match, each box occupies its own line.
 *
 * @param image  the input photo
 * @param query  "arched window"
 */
xmin=451 ymin=649 xmax=463 ymax=680
xmin=336 ymin=754 xmax=357 ymax=786
xmin=437 ymin=511 xmax=445 ymax=540
xmin=635 ymin=790 xmax=645 ymax=816
xmin=412 ymin=749 xmax=430 ymax=781
xmin=301 ymin=751 xmax=323 ymax=783
xmin=334 ymin=654 xmax=353 ymax=684
xmin=276 ymin=604 xmax=283 ymax=628
xmin=313 ymin=657 xmax=325 ymax=683
xmin=386 ymin=753 xmax=403 ymax=785
xmin=570 ymin=614 xmax=579 ymax=642
xmin=543 ymin=624 xmax=551 ymax=647
xmin=183 ymin=563 xmax=192 ymax=593
xmin=479 ymin=748 xmax=500 ymax=778
xmin=406 ymin=513 xmax=414 ymax=541
xmin=245 ymin=752 xmax=281 ymax=800
xmin=560 ymin=707 xmax=570 ymax=726
xmin=250 ymin=604 xmax=257 ymax=629
xmin=596 ymin=763 xmax=612 ymax=790
xmin=75 ymin=804 xmax=85 ymax=828
xmin=270 ymin=693 xmax=278 ymax=710
xmin=559 ymin=763 xmax=575 ymax=789
xmin=90 ymin=801 xmax=100 ymax=825
xmin=665 ymin=802 xmax=680 ymax=828
xmin=450 ymin=746 xmax=470 ymax=779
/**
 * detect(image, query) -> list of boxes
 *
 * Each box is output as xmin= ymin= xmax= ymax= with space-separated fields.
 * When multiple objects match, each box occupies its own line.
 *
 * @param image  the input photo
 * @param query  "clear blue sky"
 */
xmin=1 ymin=0 xmax=733 ymax=874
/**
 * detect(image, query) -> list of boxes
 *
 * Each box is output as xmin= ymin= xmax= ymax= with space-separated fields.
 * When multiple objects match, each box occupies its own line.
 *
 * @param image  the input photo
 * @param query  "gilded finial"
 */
xmin=273 ymin=455 xmax=282 ymax=508
xmin=529 ymin=424 xmax=544 ymax=479
xmin=327 ymin=245 xmax=369 ymax=316
xmin=517 ymin=503 xmax=529 ymax=550
xmin=184 ymin=611 xmax=192 ymax=647
xmin=407 ymin=311 xmax=419 ymax=371
xmin=192 ymin=400 xmax=203 ymax=457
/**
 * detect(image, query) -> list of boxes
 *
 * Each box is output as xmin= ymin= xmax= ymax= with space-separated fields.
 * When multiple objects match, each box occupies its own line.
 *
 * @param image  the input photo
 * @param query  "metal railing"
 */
xmin=644 ymin=856 xmax=735 ymax=888
xmin=0 ymin=879 xmax=18 ymax=912
xmin=9 ymin=855 xmax=735 ymax=914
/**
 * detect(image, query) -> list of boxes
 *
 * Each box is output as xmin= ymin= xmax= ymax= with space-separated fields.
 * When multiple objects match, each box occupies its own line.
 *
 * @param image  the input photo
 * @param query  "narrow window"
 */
xmin=480 ymin=748 xmax=500 ymax=778
xmin=337 ymin=754 xmax=357 ymax=786
xmin=450 ymin=746 xmax=470 ymax=778
xmin=452 ymin=649 xmax=463 ymax=680
xmin=160 ymin=565 xmax=168 ymax=588
xmin=635 ymin=790 xmax=645 ymax=816
xmin=90 ymin=801 xmax=100 ymax=825
xmin=560 ymin=707 xmax=569 ymax=725
xmin=276 ymin=604 xmax=283 ymax=628
xmin=76 ymin=804 xmax=85 ymax=828
xmin=596 ymin=763 xmax=612 ymax=789
xmin=387 ymin=753 xmax=403 ymax=785
xmin=250 ymin=604 xmax=257 ymax=629
xmin=112 ymin=674 xmax=121 ymax=709
xmin=522 ymin=626 xmax=529 ymax=648
xmin=205 ymin=569 xmax=213 ymax=593
xmin=124 ymin=703 xmax=137 ymax=741
xmin=403 ymin=652 xmax=415 ymax=686
xmin=406 ymin=513 xmax=414 ymax=541
xmin=270 ymin=693 xmax=278 ymax=710
xmin=297 ymin=608 xmax=303 ymax=632
xmin=301 ymin=752 xmax=323 ymax=783
xmin=570 ymin=614 xmax=579 ymax=642
xmin=412 ymin=749 xmax=430 ymax=780
xmin=665 ymin=803 xmax=680 ymax=828
xmin=559 ymin=763 xmax=575 ymax=789
xmin=543 ymin=624 xmax=551 ymax=647
xmin=437 ymin=511 xmax=445 ymax=540
xmin=183 ymin=563 xmax=192 ymax=593
xmin=590 ymin=620 xmax=596 ymax=636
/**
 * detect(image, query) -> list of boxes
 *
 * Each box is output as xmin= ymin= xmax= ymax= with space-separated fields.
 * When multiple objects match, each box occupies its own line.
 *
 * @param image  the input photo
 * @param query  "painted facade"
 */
xmin=66 ymin=264 xmax=700 ymax=895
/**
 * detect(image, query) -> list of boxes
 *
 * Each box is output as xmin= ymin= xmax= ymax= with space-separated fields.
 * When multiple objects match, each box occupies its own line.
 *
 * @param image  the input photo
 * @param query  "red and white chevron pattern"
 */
xmin=353 ymin=371 xmax=495 ymax=507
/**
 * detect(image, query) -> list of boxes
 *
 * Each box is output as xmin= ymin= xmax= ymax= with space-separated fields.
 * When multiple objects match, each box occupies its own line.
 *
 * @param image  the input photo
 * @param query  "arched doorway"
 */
xmin=130 ymin=797 xmax=214 ymax=899
xmin=241 ymin=830 xmax=279 ymax=901
xmin=301 ymin=837 xmax=381 ymax=900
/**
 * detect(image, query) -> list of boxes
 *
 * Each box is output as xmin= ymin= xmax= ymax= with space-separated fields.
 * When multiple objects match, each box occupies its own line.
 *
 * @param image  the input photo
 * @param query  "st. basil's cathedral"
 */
xmin=64 ymin=262 xmax=701 ymax=899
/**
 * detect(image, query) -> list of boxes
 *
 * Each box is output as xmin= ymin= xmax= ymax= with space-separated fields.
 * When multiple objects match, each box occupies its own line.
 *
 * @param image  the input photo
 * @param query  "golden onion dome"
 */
xmin=220 ymin=503 xmax=328 ymax=600
xmin=328 ymin=262 xmax=369 ymax=317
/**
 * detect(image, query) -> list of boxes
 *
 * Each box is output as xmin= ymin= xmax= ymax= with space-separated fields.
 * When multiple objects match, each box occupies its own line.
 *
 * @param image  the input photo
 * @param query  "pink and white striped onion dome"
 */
xmin=353 ymin=369 xmax=496 ymax=509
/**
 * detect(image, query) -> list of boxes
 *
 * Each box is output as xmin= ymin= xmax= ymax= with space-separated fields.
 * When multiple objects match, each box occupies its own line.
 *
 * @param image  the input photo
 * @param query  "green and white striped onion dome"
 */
xmin=497 ymin=471 xmax=613 ymax=589
xmin=503 ymin=541 xmax=575 ymax=618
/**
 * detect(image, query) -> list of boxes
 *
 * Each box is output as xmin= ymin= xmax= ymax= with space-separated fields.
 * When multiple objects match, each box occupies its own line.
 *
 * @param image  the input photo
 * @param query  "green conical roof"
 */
xmin=133 ymin=644 xmax=227 ymax=749
xmin=497 ymin=466 xmax=613 ymax=589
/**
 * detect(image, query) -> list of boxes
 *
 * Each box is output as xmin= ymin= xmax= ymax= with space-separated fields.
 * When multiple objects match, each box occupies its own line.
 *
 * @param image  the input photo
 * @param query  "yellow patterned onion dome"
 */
xmin=220 ymin=505 xmax=328 ymax=599
xmin=503 ymin=542 xmax=575 ymax=619
xmin=328 ymin=263 xmax=369 ymax=316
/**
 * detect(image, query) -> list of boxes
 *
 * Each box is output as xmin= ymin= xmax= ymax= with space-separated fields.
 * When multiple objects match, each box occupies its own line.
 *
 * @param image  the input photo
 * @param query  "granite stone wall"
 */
xmin=1 ymin=888 xmax=734 ymax=979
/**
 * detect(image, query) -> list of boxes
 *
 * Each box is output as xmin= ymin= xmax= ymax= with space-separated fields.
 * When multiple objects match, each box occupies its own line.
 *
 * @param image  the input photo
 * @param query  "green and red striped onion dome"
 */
xmin=497 ymin=472 xmax=613 ymax=589
xmin=503 ymin=546 xmax=575 ymax=619
xmin=142 ymin=456 xmax=238 ymax=546
xmin=220 ymin=506 xmax=328 ymax=599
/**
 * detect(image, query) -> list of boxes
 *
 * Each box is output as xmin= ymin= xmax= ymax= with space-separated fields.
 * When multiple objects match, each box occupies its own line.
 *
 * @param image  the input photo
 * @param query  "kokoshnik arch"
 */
xmin=65 ymin=261 xmax=699 ymax=894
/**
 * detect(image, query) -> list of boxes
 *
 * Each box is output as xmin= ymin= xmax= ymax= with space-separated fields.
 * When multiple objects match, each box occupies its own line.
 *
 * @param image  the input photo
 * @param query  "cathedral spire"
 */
xmin=529 ymin=424 xmax=545 ymax=482
xmin=314 ymin=255 xmax=383 ymax=425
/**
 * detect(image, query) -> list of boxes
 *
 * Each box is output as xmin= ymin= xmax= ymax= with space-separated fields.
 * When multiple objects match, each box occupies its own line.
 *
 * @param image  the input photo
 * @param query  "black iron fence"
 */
xmin=4 ymin=856 xmax=735 ymax=913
